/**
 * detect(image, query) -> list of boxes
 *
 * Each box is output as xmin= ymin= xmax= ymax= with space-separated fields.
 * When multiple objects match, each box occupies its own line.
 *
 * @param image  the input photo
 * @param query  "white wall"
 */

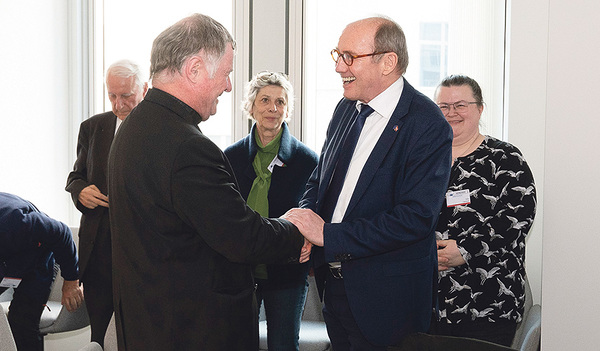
xmin=540 ymin=0 xmax=600 ymax=349
xmin=0 ymin=0 xmax=73 ymax=223
xmin=505 ymin=0 xmax=548 ymax=305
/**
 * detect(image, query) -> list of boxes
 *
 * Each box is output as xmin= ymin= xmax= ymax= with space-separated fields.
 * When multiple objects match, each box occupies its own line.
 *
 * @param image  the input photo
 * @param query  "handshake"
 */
xmin=281 ymin=208 xmax=324 ymax=264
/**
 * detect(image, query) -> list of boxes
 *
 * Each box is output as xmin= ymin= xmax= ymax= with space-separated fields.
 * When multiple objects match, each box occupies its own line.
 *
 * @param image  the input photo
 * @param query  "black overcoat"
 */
xmin=107 ymin=88 xmax=304 ymax=350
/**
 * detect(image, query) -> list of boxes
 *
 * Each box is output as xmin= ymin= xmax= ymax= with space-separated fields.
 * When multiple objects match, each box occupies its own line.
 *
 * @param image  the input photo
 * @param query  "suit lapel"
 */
xmin=96 ymin=114 xmax=117 ymax=189
xmin=343 ymin=80 xmax=416 ymax=218
xmin=317 ymin=103 xmax=359 ymax=205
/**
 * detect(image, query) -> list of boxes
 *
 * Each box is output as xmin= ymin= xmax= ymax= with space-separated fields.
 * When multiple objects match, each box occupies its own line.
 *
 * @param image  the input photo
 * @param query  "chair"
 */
xmin=389 ymin=332 xmax=516 ymax=351
xmin=0 ymin=304 xmax=18 ymax=351
xmin=0 ymin=271 xmax=90 ymax=349
xmin=259 ymin=275 xmax=331 ymax=351
xmin=37 ymin=268 xmax=90 ymax=337
xmin=510 ymin=276 xmax=541 ymax=351
xmin=78 ymin=341 xmax=103 ymax=351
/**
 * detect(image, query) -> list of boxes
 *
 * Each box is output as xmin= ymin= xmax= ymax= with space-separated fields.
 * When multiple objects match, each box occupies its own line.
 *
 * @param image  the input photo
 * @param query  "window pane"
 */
xmin=100 ymin=0 xmax=233 ymax=150
xmin=304 ymin=0 xmax=505 ymax=152
xmin=421 ymin=44 xmax=442 ymax=87
xmin=421 ymin=22 xmax=442 ymax=41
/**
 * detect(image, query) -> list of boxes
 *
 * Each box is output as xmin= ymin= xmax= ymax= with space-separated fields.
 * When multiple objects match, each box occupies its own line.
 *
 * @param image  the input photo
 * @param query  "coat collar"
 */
xmin=144 ymin=88 xmax=203 ymax=126
xmin=247 ymin=122 xmax=294 ymax=164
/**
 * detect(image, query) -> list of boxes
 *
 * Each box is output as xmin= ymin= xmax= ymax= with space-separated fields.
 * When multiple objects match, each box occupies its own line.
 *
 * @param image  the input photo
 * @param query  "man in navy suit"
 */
xmin=284 ymin=17 xmax=453 ymax=350
xmin=65 ymin=60 xmax=147 ymax=347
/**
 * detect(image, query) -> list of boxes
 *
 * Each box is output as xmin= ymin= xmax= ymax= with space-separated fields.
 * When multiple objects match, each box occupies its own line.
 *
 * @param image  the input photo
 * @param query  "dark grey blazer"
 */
xmin=65 ymin=111 xmax=115 ymax=277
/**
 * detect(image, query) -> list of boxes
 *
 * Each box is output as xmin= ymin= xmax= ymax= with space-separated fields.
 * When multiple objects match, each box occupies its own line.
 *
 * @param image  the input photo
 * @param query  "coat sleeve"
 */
xmin=171 ymin=135 xmax=304 ymax=265
xmin=24 ymin=211 xmax=79 ymax=281
xmin=65 ymin=120 xmax=92 ymax=214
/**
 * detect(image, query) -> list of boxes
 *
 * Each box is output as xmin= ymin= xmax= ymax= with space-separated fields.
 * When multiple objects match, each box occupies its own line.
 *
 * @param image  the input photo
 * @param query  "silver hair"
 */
xmin=106 ymin=59 xmax=146 ymax=92
xmin=150 ymin=13 xmax=236 ymax=81
xmin=242 ymin=71 xmax=294 ymax=121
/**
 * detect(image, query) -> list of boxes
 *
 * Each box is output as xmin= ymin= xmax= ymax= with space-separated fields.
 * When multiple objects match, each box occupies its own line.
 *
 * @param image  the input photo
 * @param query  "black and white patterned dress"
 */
xmin=435 ymin=136 xmax=536 ymax=326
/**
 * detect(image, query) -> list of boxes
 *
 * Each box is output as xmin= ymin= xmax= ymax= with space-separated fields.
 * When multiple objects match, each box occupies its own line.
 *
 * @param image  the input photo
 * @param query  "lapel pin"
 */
xmin=393 ymin=125 xmax=399 ymax=132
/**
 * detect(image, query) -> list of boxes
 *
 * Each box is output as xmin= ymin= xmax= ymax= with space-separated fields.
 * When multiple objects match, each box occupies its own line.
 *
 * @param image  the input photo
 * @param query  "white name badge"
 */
xmin=267 ymin=156 xmax=285 ymax=173
xmin=446 ymin=189 xmax=471 ymax=207
xmin=0 ymin=277 xmax=22 ymax=288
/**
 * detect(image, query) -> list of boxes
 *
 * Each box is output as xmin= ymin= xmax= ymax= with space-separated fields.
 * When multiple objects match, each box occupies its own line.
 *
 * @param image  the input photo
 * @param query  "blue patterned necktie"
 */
xmin=320 ymin=103 xmax=374 ymax=222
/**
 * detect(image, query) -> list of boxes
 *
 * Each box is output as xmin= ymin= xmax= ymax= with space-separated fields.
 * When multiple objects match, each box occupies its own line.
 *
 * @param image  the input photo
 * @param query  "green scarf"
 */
xmin=247 ymin=127 xmax=283 ymax=279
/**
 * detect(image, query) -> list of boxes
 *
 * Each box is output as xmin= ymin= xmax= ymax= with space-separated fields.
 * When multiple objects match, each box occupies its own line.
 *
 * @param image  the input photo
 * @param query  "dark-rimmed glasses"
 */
xmin=330 ymin=48 xmax=391 ymax=66
xmin=437 ymin=101 xmax=478 ymax=114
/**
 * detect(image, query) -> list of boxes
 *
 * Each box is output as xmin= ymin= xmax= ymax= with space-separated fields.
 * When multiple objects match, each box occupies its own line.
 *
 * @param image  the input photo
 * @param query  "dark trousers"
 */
xmin=322 ymin=270 xmax=387 ymax=351
xmin=2 ymin=257 xmax=54 ymax=351
xmin=81 ymin=215 xmax=114 ymax=347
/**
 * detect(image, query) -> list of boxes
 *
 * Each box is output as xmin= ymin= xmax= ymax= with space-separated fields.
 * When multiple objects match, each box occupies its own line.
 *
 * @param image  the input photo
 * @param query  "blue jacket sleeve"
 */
xmin=24 ymin=212 xmax=80 ymax=281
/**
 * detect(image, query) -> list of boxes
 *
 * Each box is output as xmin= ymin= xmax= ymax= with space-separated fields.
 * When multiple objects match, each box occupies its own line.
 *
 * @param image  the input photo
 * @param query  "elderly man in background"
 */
xmin=108 ymin=14 xmax=310 ymax=350
xmin=66 ymin=59 xmax=147 ymax=347
xmin=0 ymin=192 xmax=83 ymax=351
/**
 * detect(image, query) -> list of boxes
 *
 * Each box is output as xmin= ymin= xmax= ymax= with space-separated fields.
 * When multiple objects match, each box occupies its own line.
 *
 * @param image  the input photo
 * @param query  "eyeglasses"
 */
xmin=330 ymin=48 xmax=391 ymax=66
xmin=437 ymin=101 xmax=478 ymax=114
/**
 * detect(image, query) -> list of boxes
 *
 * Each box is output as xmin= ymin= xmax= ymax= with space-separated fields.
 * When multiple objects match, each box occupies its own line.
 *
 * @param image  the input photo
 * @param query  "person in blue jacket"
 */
xmin=225 ymin=71 xmax=318 ymax=351
xmin=0 ymin=192 xmax=83 ymax=351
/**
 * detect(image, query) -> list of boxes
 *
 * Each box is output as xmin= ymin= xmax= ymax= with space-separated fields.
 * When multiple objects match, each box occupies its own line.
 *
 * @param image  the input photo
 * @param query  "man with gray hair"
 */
xmin=108 ymin=14 xmax=310 ymax=350
xmin=66 ymin=59 xmax=147 ymax=347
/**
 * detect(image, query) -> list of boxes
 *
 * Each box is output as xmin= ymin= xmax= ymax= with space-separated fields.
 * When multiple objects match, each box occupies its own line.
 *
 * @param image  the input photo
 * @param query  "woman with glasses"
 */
xmin=429 ymin=75 xmax=537 ymax=346
xmin=224 ymin=71 xmax=318 ymax=351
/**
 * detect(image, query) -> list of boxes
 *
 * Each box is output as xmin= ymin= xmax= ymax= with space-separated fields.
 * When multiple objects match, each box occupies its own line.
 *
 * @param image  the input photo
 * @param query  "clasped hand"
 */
xmin=281 ymin=208 xmax=325 ymax=247
xmin=437 ymin=239 xmax=466 ymax=271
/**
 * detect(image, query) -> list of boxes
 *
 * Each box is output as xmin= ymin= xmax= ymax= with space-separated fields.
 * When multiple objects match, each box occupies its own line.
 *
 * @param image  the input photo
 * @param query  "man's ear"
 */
xmin=381 ymin=52 xmax=399 ymax=76
xmin=185 ymin=55 xmax=205 ymax=83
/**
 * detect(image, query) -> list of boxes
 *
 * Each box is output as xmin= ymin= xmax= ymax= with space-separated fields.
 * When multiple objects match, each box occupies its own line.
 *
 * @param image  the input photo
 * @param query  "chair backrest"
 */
xmin=78 ymin=341 xmax=103 ymax=351
xmin=0 ymin=304 xmax=18 ymax=351
xmin=511 ymin=275 xmax=541 ymax=351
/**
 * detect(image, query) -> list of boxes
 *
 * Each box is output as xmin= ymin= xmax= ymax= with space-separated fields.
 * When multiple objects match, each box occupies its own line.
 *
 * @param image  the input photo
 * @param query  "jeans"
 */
xmin=256 ymin=278 xmax=308 ymax=351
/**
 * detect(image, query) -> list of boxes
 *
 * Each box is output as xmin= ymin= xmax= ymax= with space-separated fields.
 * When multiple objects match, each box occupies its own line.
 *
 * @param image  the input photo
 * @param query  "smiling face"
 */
xmin=251 ymin=85 xmax=288 ymax=139
xmin=435 ymin=85 xmax=484 ymax=145
xmin=334 ymin=20 xmax=390 ymax=103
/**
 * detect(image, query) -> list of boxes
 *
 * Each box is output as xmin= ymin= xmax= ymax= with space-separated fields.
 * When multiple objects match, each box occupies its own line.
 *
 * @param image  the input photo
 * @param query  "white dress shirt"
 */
xmin=115 ymin=116 xmax=123 ymax=135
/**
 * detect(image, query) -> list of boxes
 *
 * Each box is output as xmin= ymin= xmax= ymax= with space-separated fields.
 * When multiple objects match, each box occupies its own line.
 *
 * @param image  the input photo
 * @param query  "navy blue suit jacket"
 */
xmin=0 ymin=192 xmax=78 ymax=282
xmin=300 ymin=79 xmax=452 ymax=346
xmin=224 ymin=122 xmax=318 ymax=288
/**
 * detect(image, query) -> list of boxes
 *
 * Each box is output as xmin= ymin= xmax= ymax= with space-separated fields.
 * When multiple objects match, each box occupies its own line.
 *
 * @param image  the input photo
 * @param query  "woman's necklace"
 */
xmin=453 ymin=133 xmax=482 ymax=163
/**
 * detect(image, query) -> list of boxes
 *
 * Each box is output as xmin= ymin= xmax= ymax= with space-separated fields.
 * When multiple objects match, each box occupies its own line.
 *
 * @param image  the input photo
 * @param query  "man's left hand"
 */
xmin=61 ymin=279 xmax=84 ymax=312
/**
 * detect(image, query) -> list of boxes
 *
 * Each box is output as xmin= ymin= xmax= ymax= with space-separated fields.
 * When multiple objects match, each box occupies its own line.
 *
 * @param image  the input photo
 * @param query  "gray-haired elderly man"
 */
xmin=107 ymin=13 xmax=310 ymax=350
xmin=66 ymin=59 xmax=147 ymax=347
